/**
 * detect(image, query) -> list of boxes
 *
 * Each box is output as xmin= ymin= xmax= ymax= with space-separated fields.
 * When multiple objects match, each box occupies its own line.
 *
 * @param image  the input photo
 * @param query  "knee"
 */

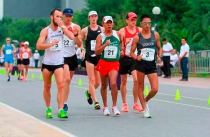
xmin=121 ymin=78 xmax=127 ymax=86
xmin=64 ymin=76 xmax=71 ymax=83
xmin=101 ymin=82 xmax=108 ymax=90
xmin=110 ymin=81 xmax=117 ymax=89
xmin=138 ymin=83 xmax=144 ymax=91
xmin=57 ymin=82 xmax=64 ymax=91
xmin=89 ymin=77 xmax=95 ymax=85
xmin=133 ymin=79 xmax=138 ymax=86
xmin=44 ymin=84 xmax=51 ymax=91
xmin=151 ymin=87 xmax=158 ymax=94
xmin=95 ymin=80 xmax=101 ymax=88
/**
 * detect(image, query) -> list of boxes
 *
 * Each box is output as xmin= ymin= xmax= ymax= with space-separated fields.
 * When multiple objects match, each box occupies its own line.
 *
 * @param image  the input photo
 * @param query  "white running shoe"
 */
xmin=146 ymin=103 xmax=149 ymax=111
xmin=112 ymin=107 xmax=121 ymax=116
xmin=143 ymin=109 xmax=152 ymax=118
xmin=103 ymin=108 xmax=110 ymax=116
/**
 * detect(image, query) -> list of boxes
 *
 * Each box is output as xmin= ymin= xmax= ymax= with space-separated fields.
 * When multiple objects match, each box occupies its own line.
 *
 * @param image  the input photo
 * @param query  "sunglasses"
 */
xmin=6 ymin=40 xmax=11 ymax=41
xmin=141 ymin=22 xmax=152 ymax=25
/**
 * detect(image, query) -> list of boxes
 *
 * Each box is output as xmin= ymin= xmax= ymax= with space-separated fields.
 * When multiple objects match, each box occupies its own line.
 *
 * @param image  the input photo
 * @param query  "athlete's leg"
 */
xmin=63 ymin=64 xmax=70 ymax=102
xmin=94 ymin=69 xmax=101 ymax=89
xmin=25 ymin=65 xmax=29 ymax=78
xmin=100 ymin=74 xmax=108 ymax=107
xmin=86 ymin=61 xmax=99 ymax=103
xmin=145 ymin=73 xmax=158 ymax=102
xmin=120 ymin=74 xmax=127 ymax=103
xmin=136 ymin=71 xmax=146 ymax=110
xmin=131 ymin=70 xmax=138 ymax=103
xmin=108 ymin=70 xmax=118 ymax=107
xmin=4 ymin=62 xmax=9 ymax=77
xmin=54 ymin=67 xmax=65 ymax=109
xmin=42 ymin=69 xmax=53 ymax=107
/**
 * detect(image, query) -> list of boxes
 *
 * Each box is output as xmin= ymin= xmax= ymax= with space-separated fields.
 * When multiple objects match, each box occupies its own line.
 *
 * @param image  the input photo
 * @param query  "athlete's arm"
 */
xmin=81 ymin=27 xmax=87 ymax=41
xmin=117 ymin=31 xmax=124 ymax=57
xmin=73 ymin=25 xmax=82 ymax=47
xmin=130 ymin=35 xmax=142 ymax=61
xmin=36 ymin=28 xmax=59 ymax=50
xmin=19 ymin=49 xmax=23 ymax=60
xmin=154 ymin=32 xmax=162 ymax=63
xmin=29 ymin=49 xmax=32 ymax=58
xmin=95 ymin=34 xmax=110 ymax=55
xmin=12 ymin=44 xmax=16 ymax=57
xmin=1 ymin=45 xmax=4 ymax=55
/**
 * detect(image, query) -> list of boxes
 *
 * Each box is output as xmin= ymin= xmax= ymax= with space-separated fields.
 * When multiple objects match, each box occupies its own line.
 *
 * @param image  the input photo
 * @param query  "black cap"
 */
xmin=63 ymin=8 xmax=74 ymax=15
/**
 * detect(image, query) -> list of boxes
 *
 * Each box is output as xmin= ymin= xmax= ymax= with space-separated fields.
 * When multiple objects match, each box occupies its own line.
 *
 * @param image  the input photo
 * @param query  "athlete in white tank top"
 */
xmin=36 ymin=9 xmax=74 ymax=119
xmin=63 ymin=23 xmax=76 ymax=57
xmin=42 ymin=26 xmax=64 ymax=65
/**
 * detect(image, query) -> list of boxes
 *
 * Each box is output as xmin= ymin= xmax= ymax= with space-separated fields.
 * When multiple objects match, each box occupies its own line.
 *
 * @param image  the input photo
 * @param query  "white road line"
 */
xmin=0 ymin=102 xmax=77 ymax=137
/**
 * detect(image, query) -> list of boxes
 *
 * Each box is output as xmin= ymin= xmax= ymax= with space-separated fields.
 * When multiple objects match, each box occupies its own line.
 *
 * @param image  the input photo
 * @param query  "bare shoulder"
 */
xmin=99 ymin=26 xmax=105 ymax=32
xmin=138 ymin=27 xmax=142 ymax=32
xmin=74 ymin=23 xmax=81 ymax=29
xmin=154 ymin=31 xmax=160 ymax=39
xmin=119 ymin=27 xmax=125 ymax=35
xmin=81 ymin=26 xmax=88 ymax=33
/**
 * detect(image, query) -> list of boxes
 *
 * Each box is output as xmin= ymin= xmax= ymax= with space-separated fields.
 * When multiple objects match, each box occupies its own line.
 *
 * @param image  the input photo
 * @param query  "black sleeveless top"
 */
xmin=85 ymin=26 xmax=102 ymax=56
xmin=137 ymin=30 xmax=157 ymax=62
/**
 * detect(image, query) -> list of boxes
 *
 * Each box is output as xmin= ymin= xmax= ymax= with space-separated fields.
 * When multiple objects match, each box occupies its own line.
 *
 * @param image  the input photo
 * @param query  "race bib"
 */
xmin=91 ymin=40 xmax=96 ymax=51
xmin=141 ymin=48 xmax=155 ymax=61
xmin=6 ymin=50 xmax=12 ymax=54
xmin=104 ymin=46 xmax=117 ymax=59
xmin=23 ymin=53 xmax=29 ymax=59
xmin=50 ymin=40 xmax=62 ymax=51
xmin=63 ymin=35 xmax=75 ymax=47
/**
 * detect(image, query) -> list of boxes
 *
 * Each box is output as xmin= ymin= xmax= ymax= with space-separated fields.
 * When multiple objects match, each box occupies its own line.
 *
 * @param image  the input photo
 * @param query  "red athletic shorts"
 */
xmin=95 ymin=59 xmax=119 ymax=76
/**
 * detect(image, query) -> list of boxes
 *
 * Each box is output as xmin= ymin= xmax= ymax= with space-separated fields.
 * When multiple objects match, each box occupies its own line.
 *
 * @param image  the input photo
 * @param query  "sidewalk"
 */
xmin=128 ymin=75 xmax=210 ymax=89
xmin=0 ymin=103 xmax=70 ymax=137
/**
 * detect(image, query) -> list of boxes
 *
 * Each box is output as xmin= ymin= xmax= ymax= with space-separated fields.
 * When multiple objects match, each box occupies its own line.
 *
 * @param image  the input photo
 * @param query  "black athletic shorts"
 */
xmin=85 ymin=53 xmax=100 ymax=66
xmin=119 ymin=56 xmax=136 ymax=75
xmin=17 ymin=59 xmax=22 ymax=65
xmin=135 ymin=60 xmax=157 ymax=75
xmin=41 ymin=64 xmax=64 ymax=73
xmin=64 ymin=54 xmax=78 ymax=71
xmin=22 ymin=59 xmax=30 ymax=65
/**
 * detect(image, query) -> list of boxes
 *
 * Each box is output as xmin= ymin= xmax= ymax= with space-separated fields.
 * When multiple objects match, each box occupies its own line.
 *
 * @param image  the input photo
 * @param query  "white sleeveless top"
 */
xmin=63 ymin=23 xmax=76 ymax=57
xmin=42 ymin=26 xmax=64 ymax=65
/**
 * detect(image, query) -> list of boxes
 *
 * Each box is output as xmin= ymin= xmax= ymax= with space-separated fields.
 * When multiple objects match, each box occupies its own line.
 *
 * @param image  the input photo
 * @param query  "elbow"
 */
xmin=36 ymin=44 xmax=41 ymax=50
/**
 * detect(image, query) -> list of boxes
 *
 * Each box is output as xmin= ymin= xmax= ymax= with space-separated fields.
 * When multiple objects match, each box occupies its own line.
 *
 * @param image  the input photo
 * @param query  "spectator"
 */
xmin=33 ymin=50 xmax=40 ymax=68
xmin=161 ymin=49 xmax=178 ymax=73
xmin=179 ymin=38 xmax=190 ymax=81
xmin=162 ymin=38 xmax=173 ymax=78
xmin=76 ymin=46 xmax=82 ymax=67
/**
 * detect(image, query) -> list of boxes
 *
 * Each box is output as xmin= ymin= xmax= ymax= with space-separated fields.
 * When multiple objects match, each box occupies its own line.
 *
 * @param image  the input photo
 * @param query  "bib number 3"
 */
xmin=141 ymin=48 xmax=155 ymax=61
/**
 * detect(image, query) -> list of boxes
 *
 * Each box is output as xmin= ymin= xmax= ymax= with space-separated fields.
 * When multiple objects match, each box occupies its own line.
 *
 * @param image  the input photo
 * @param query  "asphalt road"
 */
xmin=0 ymin=69 xmax=209 ymax=137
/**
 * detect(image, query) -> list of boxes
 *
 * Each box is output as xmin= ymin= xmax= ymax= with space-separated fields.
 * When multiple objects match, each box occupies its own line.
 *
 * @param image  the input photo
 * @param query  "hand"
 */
xmin=55 ymin=18 xmax=64 ymax=27
xmin=179 ymin=57 xmax=182 ymax=61
xmin=104 ymin=40 xmax=110 ymax=47
xmin=157 ymin=56 xmax=161 ymax=63
xmin=120 ymin=50 xmax=124 ymax=58
xmin=73 ymin=27 xmax=79 ymax=35
xmin=51 ymin=39 xmax=59 ymax=46
xmin=136 ymin=54 xmax=143 ymax=61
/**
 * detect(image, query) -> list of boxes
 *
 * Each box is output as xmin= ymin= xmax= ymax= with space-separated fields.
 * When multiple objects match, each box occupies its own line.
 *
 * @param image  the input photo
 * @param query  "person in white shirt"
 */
xmin=179 ymin=38 xmax=190 ymax=81
xmin=162 ymin=38 xmax=173 ymax=78
xmin=161 ymin=49 xmax=178 ymax=72
xmin=76 ymin=46 xmax=82 ymax=67
xmin=33 ymin=50 xmax=40 ymax=68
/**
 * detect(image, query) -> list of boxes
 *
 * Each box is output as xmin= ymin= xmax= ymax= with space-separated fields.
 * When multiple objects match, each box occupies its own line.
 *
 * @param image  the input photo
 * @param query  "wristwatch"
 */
xmin=61 ymin=25 xmax=66 ymax=30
